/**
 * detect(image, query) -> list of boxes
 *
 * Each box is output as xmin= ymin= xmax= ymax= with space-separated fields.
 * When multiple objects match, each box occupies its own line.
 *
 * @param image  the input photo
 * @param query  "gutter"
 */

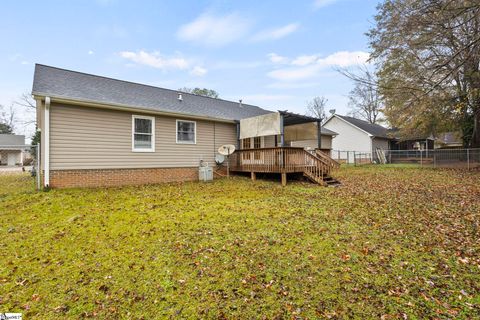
xmin=32 ymin=93 xmax=238 ymax=124
xmin=44 ymin=96 xmax=50 ymax=187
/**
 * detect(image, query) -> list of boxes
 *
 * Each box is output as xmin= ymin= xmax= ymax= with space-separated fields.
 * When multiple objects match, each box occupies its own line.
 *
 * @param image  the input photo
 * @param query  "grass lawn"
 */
xmin=1 ymin=167 xmax=479 ymax=319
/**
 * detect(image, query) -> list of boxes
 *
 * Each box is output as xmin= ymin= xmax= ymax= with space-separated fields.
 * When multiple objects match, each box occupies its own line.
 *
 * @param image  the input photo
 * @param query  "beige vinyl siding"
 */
xmin=372 ymin=137 xmax=390 ymax=151
xmin=264 ymin=135 xmax=276 ymax=147
xmin=49 ymin=103 xmax=237 ymax=170
xmin=289 ymin=135 xmax=333 ymax=149
xmin=240 ymin=135 xmax=277 ymax=149
xmin=214 ymin=122 xmax=238 ymax=152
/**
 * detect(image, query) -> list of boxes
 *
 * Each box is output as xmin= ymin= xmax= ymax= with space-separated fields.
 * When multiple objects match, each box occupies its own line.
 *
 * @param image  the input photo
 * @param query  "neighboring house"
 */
xmin=435 ymin=132 xmax=463 ymax=149
xmin=390 ymin=131 xmax=462 ymax=150
xmin=33 ymin=64 xmax=337 ymax=188
xmin=393 ymin=136 xmax=435 ymax=150
xmin=0 ymin=134 xmax=26 ymax=166
xmin=323 ymin=114 xmax=395 ymax=162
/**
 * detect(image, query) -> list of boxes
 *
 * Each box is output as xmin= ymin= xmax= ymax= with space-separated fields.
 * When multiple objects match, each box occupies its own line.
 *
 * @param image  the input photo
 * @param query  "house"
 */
xmin=388 ymin=131 xmax=462 ymax=150
xmin=0 ymin=134 xmax=26 ymax=166
xmin=323 ymin=114 xmax=395 ymax=162
xmin=33 ymin=64 xmax=338 ymax=188
xmin=392 ymin=135 xmax=435 ymax=150
xmin=435 ymin=132 xmax=463 ymax=149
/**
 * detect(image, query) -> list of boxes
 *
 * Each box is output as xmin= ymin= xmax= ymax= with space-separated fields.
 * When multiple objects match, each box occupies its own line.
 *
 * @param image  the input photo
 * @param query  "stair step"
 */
xmin=327 ymin=182 xmax=342 ymax=187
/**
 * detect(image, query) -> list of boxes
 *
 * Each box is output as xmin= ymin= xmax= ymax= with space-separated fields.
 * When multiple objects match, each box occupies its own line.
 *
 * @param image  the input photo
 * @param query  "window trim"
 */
xmin=176 ymin=119 xmax=197 ymax=144
xmin=132 ymin=115 xmax=155 ymax=152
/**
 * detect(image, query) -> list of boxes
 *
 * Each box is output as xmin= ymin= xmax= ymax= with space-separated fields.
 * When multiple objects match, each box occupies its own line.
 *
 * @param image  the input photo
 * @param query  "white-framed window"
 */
xmin=132 ymin=115 xmax=155 ymax=152
xmin=176 ymin=120 xmax=196 ymax=144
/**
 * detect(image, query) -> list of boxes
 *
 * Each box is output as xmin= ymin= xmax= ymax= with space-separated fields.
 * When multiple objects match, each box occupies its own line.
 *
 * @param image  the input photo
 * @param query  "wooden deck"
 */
xmin=228 ymin=147 xmax=340 ymax=186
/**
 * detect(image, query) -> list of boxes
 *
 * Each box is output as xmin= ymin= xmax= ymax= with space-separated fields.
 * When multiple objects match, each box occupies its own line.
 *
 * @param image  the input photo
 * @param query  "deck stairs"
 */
xmin=302 ymin=150 xmax=341 ymax=186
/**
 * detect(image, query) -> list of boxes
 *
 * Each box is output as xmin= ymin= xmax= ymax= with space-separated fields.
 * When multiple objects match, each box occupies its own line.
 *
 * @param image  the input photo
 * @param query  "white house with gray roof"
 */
xmin=0 ymin=134 xmax=26 ymax=166
xmin=323 ymin=114 xmax=395 ymax=163
xmin=32 ymin=64 xmax=338 ymax=188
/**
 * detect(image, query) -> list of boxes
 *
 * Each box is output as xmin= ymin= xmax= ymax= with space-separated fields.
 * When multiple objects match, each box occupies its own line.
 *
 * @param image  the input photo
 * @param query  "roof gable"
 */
xmin=0 ymin=134 xmax=25 ymax=145
xmin=32 ymin=64 xmax=272 ymax=121
xmin=327 ymin=115 xmax=392 ymax=139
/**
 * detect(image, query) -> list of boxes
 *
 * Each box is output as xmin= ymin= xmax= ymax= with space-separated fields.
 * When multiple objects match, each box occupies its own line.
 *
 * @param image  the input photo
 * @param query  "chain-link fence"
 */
xmin=0 ymin=144 xmax=40 ymax=189
xmin=386 ymin=149 xmax=480 ymax=169
xmin=344 ymin=148 xmax=480 ymax=169
xmin=331 ymin=150 xmax=357 ymax=164
xmin=338 ymin=149 xmax=480 ymax=169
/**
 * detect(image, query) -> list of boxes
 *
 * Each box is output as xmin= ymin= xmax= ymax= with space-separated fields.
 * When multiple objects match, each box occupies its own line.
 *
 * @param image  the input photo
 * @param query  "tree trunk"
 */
xmin=472 ymin=109 xmax=480 ymax=148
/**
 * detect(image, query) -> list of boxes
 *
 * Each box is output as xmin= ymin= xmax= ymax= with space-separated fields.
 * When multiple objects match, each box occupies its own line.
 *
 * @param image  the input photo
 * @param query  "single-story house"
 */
xmin=435 ymin=132 xmax=463 ymax=149
xmin=391 ymin=136 xmax=435 ymax=150
xmin=33 ymin=64 xmax=338 ymax=188
xmin=323 ymin=114 xmax=395 ymax=162
xmin=0 ymin=134 xmax=26 ymax=166
xmin=388 ymin=131 xmax=462 ymax=150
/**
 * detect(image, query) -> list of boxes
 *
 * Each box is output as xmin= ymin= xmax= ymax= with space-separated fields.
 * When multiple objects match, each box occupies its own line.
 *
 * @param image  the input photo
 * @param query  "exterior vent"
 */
xmin=239 ymin=99 xmax=243 ymax=107
xmin=178 ymin=93 xmax=183 ymax=101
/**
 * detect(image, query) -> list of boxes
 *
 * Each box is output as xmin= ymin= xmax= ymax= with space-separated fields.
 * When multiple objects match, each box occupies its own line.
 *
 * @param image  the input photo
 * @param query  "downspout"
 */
xmin=317 ymin=120 xmax=322 ymax=150
xmin=44 ymin=97 xmax=50 ymax=187
xmin=235 ymin=121 xmax=240 ymax=149
xmin=370 ymin=136 xmax=375 ymax=163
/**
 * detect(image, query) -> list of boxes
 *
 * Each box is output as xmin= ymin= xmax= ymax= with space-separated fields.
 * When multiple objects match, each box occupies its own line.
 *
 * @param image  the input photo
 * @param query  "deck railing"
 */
xmin=229 ymin=147 xmax=335 ymax=179
xmin=315 ymin=149 xmax=340 ymax=170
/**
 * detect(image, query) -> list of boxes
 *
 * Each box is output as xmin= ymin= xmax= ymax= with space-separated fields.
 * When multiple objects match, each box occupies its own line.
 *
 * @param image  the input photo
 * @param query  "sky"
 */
xmin=1 ymin=0 xmax=380 ymax=139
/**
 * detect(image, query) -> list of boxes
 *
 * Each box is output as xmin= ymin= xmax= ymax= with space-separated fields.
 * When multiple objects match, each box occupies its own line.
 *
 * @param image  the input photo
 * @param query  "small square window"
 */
xmin=176 ymin=120 xmax=196 ymax=144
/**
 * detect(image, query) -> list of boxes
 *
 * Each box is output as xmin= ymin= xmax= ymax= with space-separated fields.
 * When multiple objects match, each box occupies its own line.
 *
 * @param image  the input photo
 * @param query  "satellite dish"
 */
xmin=215 ymin=154 xmax=225 ymax=165
xmin=218 ymin=144 xmax=236 ymax=156
xmin=217 ymin=145 xmax=236 ymax=178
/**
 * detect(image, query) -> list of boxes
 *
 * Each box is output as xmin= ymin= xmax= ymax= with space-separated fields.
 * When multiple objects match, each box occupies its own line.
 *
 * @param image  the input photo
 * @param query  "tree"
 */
xmin=306 ymin=96 xmax=327 ymax=120
xmin=368 ymin=1 xmax=480 ymax=146
xmin=0 ymin=104 xmax=15 ymax=134
xmin=342 ymin=66 xmax=384 ymax=124
xmin=31 ymin=130 xmax=40 ymax=146
xmin=178 ymin=87 xmax=219 ymax=98
xmin=0 ymin=122 xmax=13 ymax=134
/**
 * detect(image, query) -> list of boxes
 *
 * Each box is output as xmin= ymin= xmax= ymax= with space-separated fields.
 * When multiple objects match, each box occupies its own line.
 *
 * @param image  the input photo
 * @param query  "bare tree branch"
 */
xmin=305 ymin=96 xmax=327 ymax=121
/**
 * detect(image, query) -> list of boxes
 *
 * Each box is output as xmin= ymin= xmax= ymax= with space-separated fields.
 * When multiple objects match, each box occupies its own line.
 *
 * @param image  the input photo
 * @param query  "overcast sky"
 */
xmin=1 ymin=0 xmax=379 ymax=138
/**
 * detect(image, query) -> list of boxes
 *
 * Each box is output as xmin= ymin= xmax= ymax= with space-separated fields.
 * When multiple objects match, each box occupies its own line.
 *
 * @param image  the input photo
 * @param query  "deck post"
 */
xmin=251 ymin=172 xmax=256 ymax=181
xmin=281 ymin=172 xmax=287 ymax=186
xmin=317 ymin=120 xmax=322 ymax=150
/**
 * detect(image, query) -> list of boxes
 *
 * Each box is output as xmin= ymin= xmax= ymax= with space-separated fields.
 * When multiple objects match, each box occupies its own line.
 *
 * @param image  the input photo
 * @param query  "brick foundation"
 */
xmin=49 ymin=167 xmax=201 ymax=188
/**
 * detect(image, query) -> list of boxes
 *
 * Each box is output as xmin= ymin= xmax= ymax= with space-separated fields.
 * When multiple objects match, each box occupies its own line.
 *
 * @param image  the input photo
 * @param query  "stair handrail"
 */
xmin=302 ymin=150 xmax=328 ymax=185
xmin=315 ymin=149 xmax=340 ymax=169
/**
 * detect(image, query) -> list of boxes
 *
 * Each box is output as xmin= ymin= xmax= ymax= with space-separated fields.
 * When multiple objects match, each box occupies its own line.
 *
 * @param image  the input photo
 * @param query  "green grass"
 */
xmin=1 ymin=167 xmax=479 ymax=319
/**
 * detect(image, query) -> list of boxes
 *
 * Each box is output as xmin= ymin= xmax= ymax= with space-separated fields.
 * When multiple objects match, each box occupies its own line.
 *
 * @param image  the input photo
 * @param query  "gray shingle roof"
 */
xmin=0 ymin=134 xmax=25 ymax=145
xmin=32 ymin=64 xmax=272 ymax=121
xmin=337 ymin=115 xmax=393 ymax=139
xmin=320 ymin=127 xmax=337 ymax=136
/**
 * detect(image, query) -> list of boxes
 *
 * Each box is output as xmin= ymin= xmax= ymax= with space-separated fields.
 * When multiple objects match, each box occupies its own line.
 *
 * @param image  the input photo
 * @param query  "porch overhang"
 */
xmin=239 ymin=112 xmax=281 ymax=139
xmin=279 ymin=110 xmax=321 ymax=126
xmin=239 ymin=110 xmax=325 ymax=148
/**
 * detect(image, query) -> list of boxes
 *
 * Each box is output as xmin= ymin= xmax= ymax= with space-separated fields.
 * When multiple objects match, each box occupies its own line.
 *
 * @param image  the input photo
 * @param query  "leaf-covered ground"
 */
xmin=1 ymin=166 xmax=479 ymax=319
